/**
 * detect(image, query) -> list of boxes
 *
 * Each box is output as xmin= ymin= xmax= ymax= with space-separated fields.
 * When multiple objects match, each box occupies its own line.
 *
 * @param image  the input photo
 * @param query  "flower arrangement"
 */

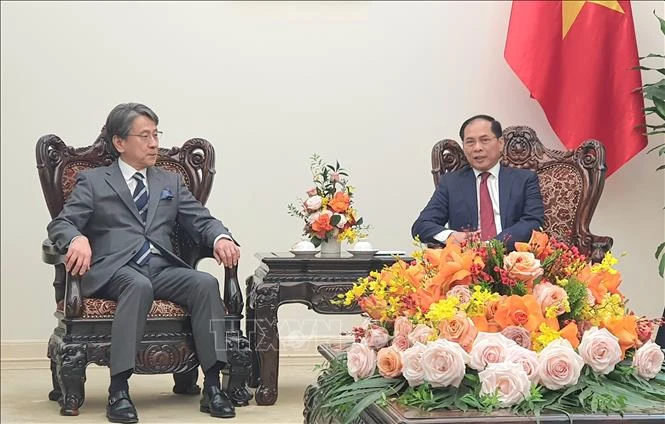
xmin=288 ymin=154 xmax=369 ymax=246
xmin=311 ymin=232 xmax=665 ymax=423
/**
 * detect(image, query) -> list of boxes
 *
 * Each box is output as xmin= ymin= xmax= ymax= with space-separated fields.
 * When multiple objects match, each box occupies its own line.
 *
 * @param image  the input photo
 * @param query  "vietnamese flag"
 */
xmin=505 ymin=1 xmax=647 ymax=176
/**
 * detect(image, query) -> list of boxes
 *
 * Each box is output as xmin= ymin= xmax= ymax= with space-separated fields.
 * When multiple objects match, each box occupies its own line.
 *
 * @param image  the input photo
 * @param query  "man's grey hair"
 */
xmin=104 ymin=103 xmax=159 ymax=156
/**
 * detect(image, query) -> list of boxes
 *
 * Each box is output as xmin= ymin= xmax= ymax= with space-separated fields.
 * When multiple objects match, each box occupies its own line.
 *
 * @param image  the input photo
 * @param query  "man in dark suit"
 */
xmin=412 ymin=115 xmax=544 ymax=250
xmin=48 ymin=103 xmax=238 ymax=422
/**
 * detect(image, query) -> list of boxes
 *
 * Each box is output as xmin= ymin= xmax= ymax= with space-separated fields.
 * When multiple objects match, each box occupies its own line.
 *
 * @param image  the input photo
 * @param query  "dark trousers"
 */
xmin=95 ymin=255 xmax=228 ymax=375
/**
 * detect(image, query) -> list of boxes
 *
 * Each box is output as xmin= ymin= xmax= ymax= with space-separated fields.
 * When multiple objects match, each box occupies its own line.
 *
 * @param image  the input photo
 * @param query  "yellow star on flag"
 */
xmin=562 ymin=0 xmax=624 ymax=38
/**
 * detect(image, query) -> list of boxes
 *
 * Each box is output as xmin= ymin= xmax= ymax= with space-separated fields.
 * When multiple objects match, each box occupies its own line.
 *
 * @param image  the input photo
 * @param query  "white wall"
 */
xmin=2 ymin=1 xmax=663 ymax=347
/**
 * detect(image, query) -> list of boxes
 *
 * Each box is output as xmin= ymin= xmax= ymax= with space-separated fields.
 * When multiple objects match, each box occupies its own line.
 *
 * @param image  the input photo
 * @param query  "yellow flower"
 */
xmin=585 ymin=293 xmax=625 ymax=326
xmin=532 ymin=323 xmax=561 ymax=352
xmin=424 ymin=297 xmax=460 ymax=323
xmin=590 ymin=252 xmax=619 ymax=275
xmin=465 ymin=285 xmax=500 ymax=317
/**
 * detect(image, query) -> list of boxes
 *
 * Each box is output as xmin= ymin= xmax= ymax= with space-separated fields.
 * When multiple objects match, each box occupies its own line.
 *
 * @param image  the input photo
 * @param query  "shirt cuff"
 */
xmin=214 ymin=234 xmax=232 ymax=247
xmin=433 ymin=229 xmax=453 ymax=243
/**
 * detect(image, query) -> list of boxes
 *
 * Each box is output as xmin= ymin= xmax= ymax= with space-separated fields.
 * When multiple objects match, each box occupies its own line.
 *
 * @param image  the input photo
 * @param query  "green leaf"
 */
xmin=639 ymin=53 xmax=665 ymax=59
xmin=655 ymin=10 xmax=665 ymax=36
xmin=330 ymin=214 xmax=341 ymax=226
xmin=657 ymin=242 xmax=665 ymax=277
xmin=634 ymin=65 xmax=665 ymax=76
xmin=652 ymin=96 xmax=665 ymax=120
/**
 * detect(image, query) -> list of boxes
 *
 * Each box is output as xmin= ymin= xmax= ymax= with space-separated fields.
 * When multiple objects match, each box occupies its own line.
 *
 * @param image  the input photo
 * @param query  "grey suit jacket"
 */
xmin=47 ymin=161 xmax=232 ymax=297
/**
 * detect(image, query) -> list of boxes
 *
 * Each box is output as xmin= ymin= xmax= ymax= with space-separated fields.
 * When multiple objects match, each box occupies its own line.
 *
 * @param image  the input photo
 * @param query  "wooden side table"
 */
xmin=245 ymin=252 xmax=410 ymax=405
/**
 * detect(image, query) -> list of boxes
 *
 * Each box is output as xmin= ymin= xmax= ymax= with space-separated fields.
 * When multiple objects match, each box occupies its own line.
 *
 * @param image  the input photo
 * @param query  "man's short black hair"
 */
xmin=459 ymin=114 xmax=502 ymax=140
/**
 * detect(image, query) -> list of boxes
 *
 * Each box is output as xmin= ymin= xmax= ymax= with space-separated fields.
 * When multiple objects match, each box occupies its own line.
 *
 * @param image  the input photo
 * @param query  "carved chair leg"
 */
xmin=48 ymin=358 xmax=62 ymax=402
xmin=172 ymin=368 xmax=200 ymax=395
xmin=245 ymin=276 xmax=260 ymax=388
xmin=222 ymin=332 xmax=253 ymax=406
xmin=56 ymin=344 xmax=87 ymax=416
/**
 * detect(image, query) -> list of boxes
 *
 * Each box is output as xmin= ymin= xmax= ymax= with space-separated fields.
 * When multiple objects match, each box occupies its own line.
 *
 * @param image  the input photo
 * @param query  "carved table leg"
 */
xmin=56 ymin=344 xmax=87 ymax=416
xmin=173 ymin=368 xmax=200 ymax=395
xmin=222 ymin=331 xmax=253 ymax=406
xmin=245 ymin=275 xmax=260 ymax=388
xmin=253 ymin=283 xmax=280 ymax=405
xmin=48 ymin=357 xmax=62 ymax=401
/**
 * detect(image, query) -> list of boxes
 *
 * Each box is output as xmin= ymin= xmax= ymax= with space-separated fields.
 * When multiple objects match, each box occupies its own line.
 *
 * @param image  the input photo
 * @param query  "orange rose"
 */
xmin=514 ymin=230 xmax=553 ymax=261
xmin=328 ymin=192 xmax=350 ymax=213
xmin=438 ymin=313 xmax=478 ymax=352
xmin=311 ymin=213 xmax=333 ymax=238
xmin=376 ymin=347 xmax=403 ymax=378
xmin=601 ymin=315 xmax=638 ymax=358
xmin=357 ymin=295 xmax=387 ymax=321
xmin=494 ymin=294 xmax=558 ymax=333
xmin=471 ymin=315 xmax=501 ymax=333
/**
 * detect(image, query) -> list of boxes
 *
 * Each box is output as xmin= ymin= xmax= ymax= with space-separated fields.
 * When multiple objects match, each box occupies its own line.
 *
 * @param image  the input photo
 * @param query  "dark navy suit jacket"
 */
xmin=411 ymin=165 xmax=544 ymax=250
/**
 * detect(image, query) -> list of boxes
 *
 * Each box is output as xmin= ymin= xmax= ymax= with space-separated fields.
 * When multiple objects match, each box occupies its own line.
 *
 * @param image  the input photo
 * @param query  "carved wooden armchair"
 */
xmin=37 ymin=131 xmax=252 ymax=416
xmin=430 ymin=125 xmax=613 ymax=262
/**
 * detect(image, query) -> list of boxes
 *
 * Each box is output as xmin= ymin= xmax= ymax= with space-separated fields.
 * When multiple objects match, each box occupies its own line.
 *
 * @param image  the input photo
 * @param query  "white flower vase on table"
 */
xmin=319 ymin=238 xmax=342 ymax=257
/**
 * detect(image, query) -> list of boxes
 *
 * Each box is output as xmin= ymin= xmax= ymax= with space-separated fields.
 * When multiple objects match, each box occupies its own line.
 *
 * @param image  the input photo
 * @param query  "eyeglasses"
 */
xmin=463 ymin=136 xmax=497 ymax=147
xmin=127 ymin=131 xmax=163 ymax=142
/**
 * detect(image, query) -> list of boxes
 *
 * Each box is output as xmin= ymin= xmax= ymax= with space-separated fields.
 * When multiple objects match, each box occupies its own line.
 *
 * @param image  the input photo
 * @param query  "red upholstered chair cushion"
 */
xmin=56 ymin=298 xmax=188 ymax=318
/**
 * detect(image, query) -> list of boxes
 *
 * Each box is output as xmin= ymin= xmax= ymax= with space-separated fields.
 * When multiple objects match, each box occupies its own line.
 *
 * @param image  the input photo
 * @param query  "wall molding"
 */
xmin=1 ymin=335 xmax=352 ymax=369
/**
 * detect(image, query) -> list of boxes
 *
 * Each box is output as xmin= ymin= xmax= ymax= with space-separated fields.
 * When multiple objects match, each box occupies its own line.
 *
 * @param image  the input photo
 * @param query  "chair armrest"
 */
xmin=590 ymin=235 xmax=614 ymax=264
xmin=41 ymin=239 xmax=83 ymax=318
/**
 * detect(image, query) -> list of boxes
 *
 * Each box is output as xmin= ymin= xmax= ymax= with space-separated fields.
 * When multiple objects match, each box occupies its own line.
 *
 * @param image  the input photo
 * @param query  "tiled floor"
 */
xmin=1 ymin=360 xmax=320 ymax=423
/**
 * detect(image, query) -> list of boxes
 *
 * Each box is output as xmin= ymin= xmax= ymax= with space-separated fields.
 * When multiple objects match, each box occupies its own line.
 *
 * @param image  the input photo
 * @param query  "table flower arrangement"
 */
xmin=311 ymin=231 xmax=665 ymax=423
xmin=288 ymin=154 xmax=369 ymax=247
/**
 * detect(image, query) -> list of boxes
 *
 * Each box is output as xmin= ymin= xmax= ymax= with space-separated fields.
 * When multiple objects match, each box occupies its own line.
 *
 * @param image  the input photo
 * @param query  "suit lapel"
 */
xmin=498 ymin=165 xmax=513 ymax=229
xmin=144 ymin=167 xmax=162 ymax=229
xmin=461 ymin=168 xmax=478 ymax=229
xmin=105 ymin=162 xmax=144 ymax=224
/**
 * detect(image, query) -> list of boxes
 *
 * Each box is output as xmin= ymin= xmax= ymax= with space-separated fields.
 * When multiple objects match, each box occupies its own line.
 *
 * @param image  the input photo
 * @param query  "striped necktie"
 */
xmin=131 ymin=172 xmax=151 ymax=265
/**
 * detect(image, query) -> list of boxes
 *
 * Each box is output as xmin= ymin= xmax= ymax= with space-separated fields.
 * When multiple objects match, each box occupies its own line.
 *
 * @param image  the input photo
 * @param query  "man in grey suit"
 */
xmin=48 ymin=103 xmax=238 ymax=422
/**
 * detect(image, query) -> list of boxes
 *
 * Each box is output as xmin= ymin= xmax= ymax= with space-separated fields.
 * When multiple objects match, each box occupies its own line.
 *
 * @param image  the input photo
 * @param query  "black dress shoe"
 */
xmin=200 ymin=386 xmax=235 ymax=418
xmin=106 ymin=390 xmax=138 ymax=423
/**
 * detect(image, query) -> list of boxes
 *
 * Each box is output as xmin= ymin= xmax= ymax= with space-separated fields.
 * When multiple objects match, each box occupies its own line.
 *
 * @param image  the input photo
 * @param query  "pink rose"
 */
xmin=390 ymin=333 xmax=410 ymax=351
xmin=537 ymin=339 xmax=584 ymax=390
xmin=503 ymin=251 xmax=543 ymax=284
xmin=307 ymin=209 xmax=332 ymax=224
xmin=505 ymin=345 xmax=540 ymax=384
xmin=347 ymin=342 xmax=376 ymax=381
xmin=394 ymin=316 xmax=414 ymax=337
xmin=632 ymin=341 xmax=665 ymax=380
xmin=377 ymin=347 xmax=403 ymax=378
xmin=304 ymin=195 xmax=323 ymax=211
xmin=306 ymin=187 xmax=317 ymax=196
xmin=479 ymin=362 xmax=531 ymax=407
xmin=500 ymin=326 xmax=532 ymax=349
xmin=533 ymin=282 xmax=569 ymax=317
xmin=400 ymin=342 xmax=427 ymax=387
xmin=469 ymin=332 xmax=517 ymax=371
xmin=447 ymin=285 xmax=472 ymax=305
xmin=421 ymin=339 xmax=470 ymax=388
xmin=364 ymin=325 xmax=390 ymax=349
xmin=408 ymin=323 xmax=435 ymax=345
xmin=578 ymin=327 xmax=622 ymax=375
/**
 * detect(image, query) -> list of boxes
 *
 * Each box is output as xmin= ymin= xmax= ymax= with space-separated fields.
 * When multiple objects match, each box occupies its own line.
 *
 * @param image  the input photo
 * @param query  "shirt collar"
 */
xmin=118 ymin=157 xmax=147 ymax=182
xmin=473 ymin=161 xmax=501 ymax=180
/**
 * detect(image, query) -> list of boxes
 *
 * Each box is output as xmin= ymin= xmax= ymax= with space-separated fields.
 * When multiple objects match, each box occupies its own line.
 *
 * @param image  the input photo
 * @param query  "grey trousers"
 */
xmin=95 ymin=255 xmax=228 ymax=376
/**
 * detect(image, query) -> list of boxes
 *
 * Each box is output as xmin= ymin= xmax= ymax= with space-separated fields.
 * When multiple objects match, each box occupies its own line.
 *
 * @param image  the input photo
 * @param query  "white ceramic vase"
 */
xmin=319 ymin=239 xmax=342 ymax=257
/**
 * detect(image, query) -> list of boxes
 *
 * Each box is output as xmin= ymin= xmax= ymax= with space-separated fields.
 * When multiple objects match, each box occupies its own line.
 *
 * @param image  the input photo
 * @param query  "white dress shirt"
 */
xmin=433 ymin=161 xmax=503 ymax=243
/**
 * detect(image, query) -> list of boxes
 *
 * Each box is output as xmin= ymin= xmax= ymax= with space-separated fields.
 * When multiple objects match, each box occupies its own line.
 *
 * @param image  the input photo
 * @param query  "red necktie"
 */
xmin=479 ymin=172 xmax=497 ymax=241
